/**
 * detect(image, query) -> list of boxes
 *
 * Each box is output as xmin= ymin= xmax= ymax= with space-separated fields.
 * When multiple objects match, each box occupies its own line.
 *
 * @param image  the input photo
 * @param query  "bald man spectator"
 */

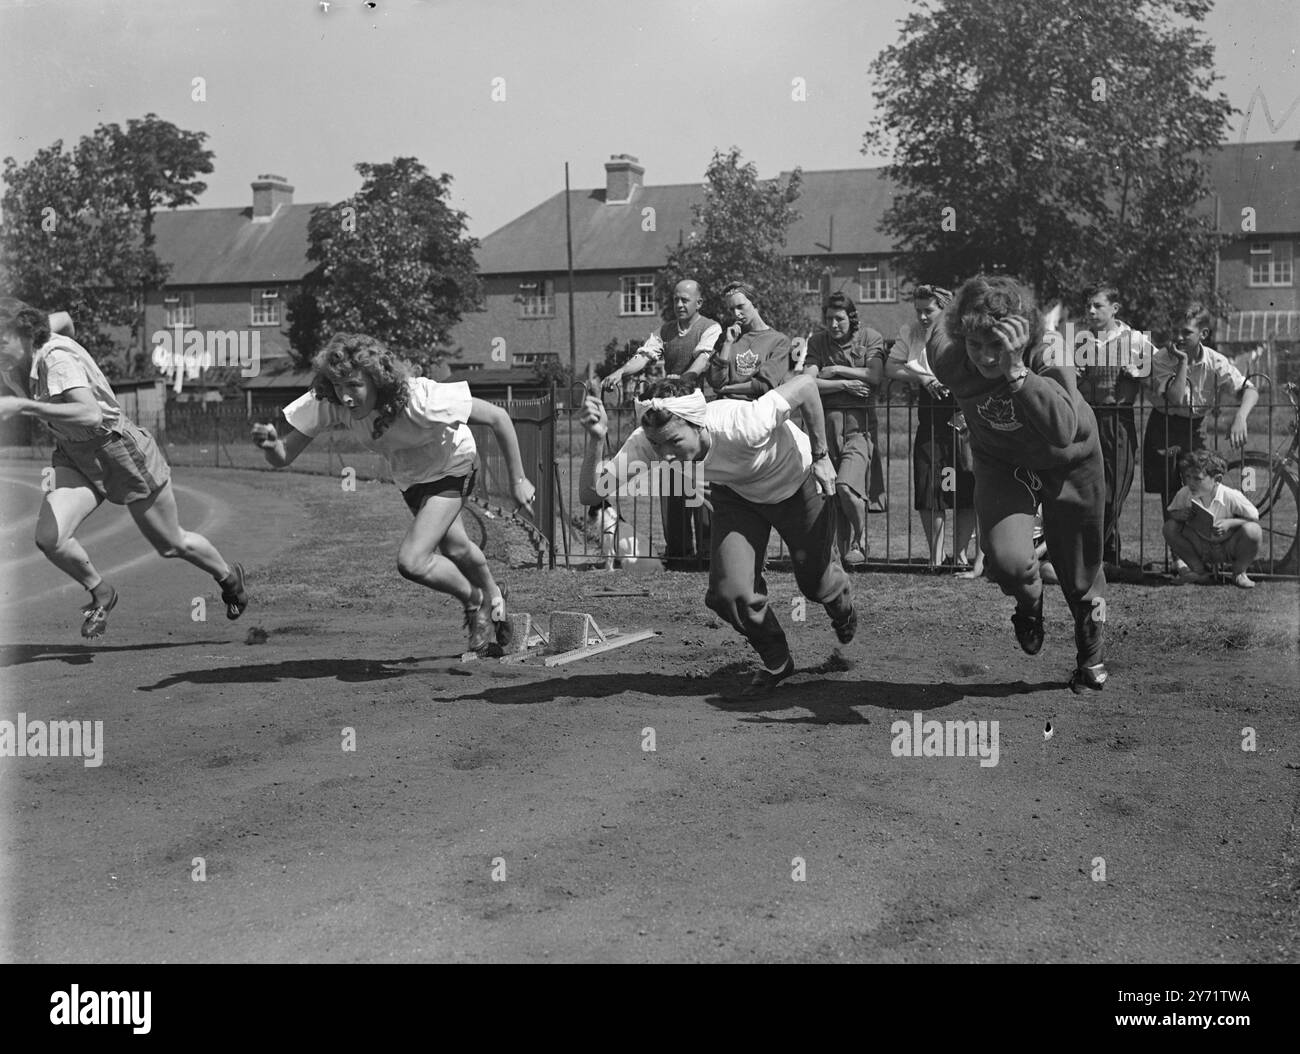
xmin=602 ymin=278 xmax=721 ymax=566
xmin=603 ymin=279 xmax=721 ymax=394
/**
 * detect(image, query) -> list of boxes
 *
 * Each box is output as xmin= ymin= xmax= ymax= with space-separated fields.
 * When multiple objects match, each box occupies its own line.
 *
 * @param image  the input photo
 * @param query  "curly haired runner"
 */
xmin=0 ymin=299 xmax=249 ymax=637
xmin=929 ymin=276 xmax=1108 ymax=693
xmin=252 ymin=333 xmax=535 ymax=654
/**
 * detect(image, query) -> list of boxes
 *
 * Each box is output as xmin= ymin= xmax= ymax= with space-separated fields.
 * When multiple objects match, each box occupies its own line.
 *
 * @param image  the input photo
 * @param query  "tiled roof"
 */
xmin=473 ymin=167 xmax=900 ymax=275
xmin=152 ymin=202 xmax=324 ymax=285
xmin=475 ymin=185 xmax=702 ymax=274
xmin=1207 ymin=140 xmax=1300 ymax=234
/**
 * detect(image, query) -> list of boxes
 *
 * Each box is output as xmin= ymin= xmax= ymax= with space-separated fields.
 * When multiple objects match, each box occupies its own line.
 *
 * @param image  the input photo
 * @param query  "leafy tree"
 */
xmin=1 ymin=114 xmax=213 ymax=374
xmin=533 ymin=355 xmax=574 ymax=389
xmin=595 ymin=337 xmax=641 ymax=380
xmin=288 ymin=158 xmax=482 ymax=371
xmin=863 ymin=0 xmax=1234 ymax=330
xmin=659 ymin=148 xmax=816 ymax=338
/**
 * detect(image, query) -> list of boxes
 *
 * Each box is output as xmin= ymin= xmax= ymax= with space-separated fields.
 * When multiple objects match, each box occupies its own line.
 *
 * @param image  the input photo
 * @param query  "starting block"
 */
xmin=542 ymin=611 xmax=657 ymax=667
xmin=464 ymin=609 xmax=657 ymax=665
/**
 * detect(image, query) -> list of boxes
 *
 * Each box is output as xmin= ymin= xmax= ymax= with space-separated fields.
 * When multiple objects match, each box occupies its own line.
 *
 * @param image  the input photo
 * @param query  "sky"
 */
xmin=0 ymin=0 xmax=1296 ymax=238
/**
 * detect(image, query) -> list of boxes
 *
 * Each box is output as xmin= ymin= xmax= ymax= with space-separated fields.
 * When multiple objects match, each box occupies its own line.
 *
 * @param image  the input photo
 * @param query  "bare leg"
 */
xmin=920 ymin=510 xmax=946 ymax=566
xmin=1226 ymin=523 xmax=1262 ymax=575
xmin=396 ymin=495 xmax=479 ymax=602
xmin=837 ymin=483 xmax=868 ymax=556
xmin=1162 ymin=520 xmax=1207 ymax=571
xmin=128 ymin=481 xmax=231 ymax=578
xmin=34 ymin=478 xmax=105 ymax=592
xmin=439 ymin=512 xmax=501 ymax=607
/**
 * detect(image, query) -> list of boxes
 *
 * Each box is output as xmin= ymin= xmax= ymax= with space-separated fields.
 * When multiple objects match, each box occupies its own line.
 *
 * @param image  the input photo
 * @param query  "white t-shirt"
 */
xmin=284 ymin=377 xmax=477 ymax=490
xmin=1168 ymin=482 xmax=1259 ymax=541
xmin=600 ymin=389 xmax=811 ymax=504
xmin=0 ymin=335 xmax=122 ymax=443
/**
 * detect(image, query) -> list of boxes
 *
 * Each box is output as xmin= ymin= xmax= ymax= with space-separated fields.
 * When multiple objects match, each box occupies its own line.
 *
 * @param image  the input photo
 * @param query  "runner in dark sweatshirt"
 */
xmin=930 ymin=275 xmax=1107 ymax=693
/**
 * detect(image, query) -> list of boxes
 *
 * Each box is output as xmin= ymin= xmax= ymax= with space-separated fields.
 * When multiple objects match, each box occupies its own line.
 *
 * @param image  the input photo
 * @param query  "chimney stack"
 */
xmin=604 ymin=154 xmax=644 ymax=204
xmin=251 ymin=174 xmax=294 ymax=220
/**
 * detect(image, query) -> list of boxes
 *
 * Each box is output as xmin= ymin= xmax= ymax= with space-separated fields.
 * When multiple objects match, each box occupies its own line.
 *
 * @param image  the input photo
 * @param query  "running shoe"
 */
xmin=221 ymin=563 xmax=249 ymax=620
xmin=1069 ymin=662 xmax=1109 ymax=693
xmin=81 ymin=586 xmax=119 ymax=639
xmin=464 ymin=591 xmax=494 ymax=653
xmin=1011 ymin=600 xmax=1045 ymax=656
xmin=739 ymin=657 xmax=796 ymax=698
xmin=831 ymin=604 xmax=858 ymax=644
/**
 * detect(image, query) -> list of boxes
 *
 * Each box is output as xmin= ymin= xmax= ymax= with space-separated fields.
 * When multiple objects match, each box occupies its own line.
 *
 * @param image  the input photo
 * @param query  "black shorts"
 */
xmin=402 ymin=469 xmax=477 ymax=515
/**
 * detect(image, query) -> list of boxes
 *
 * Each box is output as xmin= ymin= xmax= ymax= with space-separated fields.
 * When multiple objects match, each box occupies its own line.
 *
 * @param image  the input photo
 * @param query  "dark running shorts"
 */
xmin=52 ymin=421 xmax=171 ymax=505
xmin=402 ymin=468 xmax=478 ymax=515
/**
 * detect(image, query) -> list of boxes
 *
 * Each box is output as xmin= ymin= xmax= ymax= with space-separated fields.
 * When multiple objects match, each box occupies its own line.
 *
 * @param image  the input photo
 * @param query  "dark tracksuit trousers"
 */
xmin=660 ymin=491 xmax=710 ymax=563
xmin=705 ymin=471 xmax=852 ymax=671
xmin=973 ymin=445 xmax=1106 ymax=668
xmin=1093 ymin=405 xmax=1138 ymax=564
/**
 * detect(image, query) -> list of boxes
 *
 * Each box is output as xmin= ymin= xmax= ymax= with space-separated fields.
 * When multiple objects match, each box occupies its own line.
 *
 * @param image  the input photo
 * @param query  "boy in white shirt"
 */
xmin=1163 ymin=450 xmax=1262 ymax=588
xmin=577 ymin=373 xmax=855 ymax=697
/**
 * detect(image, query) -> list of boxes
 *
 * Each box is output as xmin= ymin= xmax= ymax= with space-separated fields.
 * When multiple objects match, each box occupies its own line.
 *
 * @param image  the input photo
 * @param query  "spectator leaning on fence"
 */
xmin=706 ymin=282 xmax=794 ymax=401
xmin=601 ymin=278 xmax=719 ymax=566
xmin=1142 ymin=303 xmax=1258 ymax=534
xmin=602 ymin=279 xmax=721 ymax=394
xmin=803 ymin=292 xmax=887 ymax=566
xmin=885 ymin=284 xmax=981 ymax=572
xmin=1074 ymin=283 xmax=1152 ymax=578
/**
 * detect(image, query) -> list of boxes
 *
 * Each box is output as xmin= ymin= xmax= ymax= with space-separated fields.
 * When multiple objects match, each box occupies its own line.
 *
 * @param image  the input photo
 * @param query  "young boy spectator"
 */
xmin=1163 ymin=449 xmax=1262 ymax=588
xmin=1143 ymin=303 xmax=1257 ymax=521
xmin=1075 ymin=283 xmax=1152 ymax=577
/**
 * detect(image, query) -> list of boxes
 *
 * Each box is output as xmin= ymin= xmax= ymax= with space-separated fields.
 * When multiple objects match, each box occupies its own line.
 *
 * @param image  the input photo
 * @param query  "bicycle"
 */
xmin=1221 ymin=379 xmax=1299 ymax=575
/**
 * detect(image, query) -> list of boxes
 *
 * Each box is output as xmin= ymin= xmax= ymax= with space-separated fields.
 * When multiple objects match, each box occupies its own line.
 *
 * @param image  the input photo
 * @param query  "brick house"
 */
xmin=448 ymin=154 xmax=913 ymax=371
xmin=141 ymin=144 xmax=1297 ymax=391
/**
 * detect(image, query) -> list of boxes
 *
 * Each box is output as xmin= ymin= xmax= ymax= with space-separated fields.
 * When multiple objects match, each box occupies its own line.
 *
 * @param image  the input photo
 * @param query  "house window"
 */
xmin=251 ymin=288 xmax=281 ymax=326
xmin=620 ymin=274 xmax=657 ymax=316
xmin=519 ymin=277 xmax=554 ymax=318
xmin=857 ymin=261 xmax=897 ymax=303
xmin=1249 ymin=241 xmax=1294 ymax=287
xmin=163 ymin=291 xmax=195 ymax=328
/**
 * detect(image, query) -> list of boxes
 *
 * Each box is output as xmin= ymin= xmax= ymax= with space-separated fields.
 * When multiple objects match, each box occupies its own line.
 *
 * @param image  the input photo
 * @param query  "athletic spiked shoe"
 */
xmin=739 ymin=657 xmax=795 ymax=698
xmin=490 ymin=585 xmax=513 ymax=650
xmin=81 ymin=585 xmax=119 ymax=639
xmin=220 ymin=562 xmax=249 ymax=619
xmin=1011 ymin=600 xmax=1045 ymax=656
xmin=1069 ymin=662 xmax=1109 ymax=693
xmin=464 ymin=591 xmax=495 ymax=653
xmin=831 ymin=603 xmax=858 ymax=644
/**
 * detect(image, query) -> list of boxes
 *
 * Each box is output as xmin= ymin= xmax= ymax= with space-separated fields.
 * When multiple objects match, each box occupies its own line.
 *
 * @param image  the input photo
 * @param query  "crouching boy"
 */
xmin=1163 ymin=450 xmax=1262 ymax=588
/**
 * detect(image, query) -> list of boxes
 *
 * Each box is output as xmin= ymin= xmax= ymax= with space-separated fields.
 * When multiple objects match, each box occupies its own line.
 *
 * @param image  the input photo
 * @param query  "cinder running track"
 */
xmin=1 ymin=462 xmax=1297 ymax=963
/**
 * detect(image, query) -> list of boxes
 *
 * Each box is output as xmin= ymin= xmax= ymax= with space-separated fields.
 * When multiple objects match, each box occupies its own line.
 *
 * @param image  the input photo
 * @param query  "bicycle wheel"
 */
xmin=1223 ymin=453 xmax=1299 ymax=574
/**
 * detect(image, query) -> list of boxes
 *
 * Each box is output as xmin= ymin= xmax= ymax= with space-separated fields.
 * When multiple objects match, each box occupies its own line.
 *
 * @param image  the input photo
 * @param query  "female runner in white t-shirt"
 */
xmin=253 ymin=333 xmax=535 ymax=654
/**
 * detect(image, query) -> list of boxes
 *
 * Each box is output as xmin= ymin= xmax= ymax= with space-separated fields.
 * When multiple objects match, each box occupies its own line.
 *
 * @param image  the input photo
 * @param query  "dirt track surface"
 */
xmin=2 ymin=464 xmax=1298 ymax=963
